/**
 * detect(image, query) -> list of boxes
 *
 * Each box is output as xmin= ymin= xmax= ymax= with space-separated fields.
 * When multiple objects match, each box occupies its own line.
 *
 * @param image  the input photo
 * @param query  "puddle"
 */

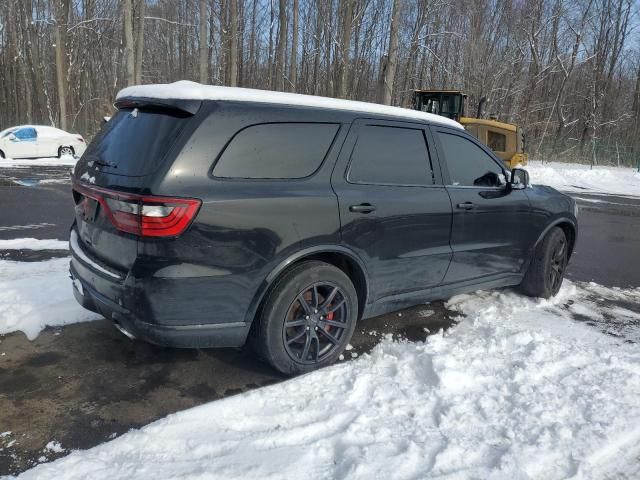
xmin=13 ymin=179 xmax=40 ymax=187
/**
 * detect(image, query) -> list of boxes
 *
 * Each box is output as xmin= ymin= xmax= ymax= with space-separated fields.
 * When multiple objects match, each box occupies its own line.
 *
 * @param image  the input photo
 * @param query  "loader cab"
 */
xmin=412 ymin=90 xmax=466 ymax=121
xmin=412 ymin=89 xmax=528 ymax=168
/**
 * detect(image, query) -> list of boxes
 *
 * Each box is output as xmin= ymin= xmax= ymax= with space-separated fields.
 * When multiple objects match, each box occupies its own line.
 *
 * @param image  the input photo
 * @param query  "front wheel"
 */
xmin=254 ymin=261 xmax=358 ymax=375
xmin=520 ymin=227 xmax=569 ymax=299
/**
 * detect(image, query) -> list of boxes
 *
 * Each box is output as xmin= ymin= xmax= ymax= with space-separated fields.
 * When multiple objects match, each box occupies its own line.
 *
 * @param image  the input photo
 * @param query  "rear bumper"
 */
xmin=69 ymin=251 xmax=251 ymax=349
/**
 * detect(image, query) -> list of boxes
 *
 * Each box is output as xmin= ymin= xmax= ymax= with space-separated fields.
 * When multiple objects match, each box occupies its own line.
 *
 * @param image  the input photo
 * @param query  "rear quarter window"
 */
xmin=212 ymin=123 xmax=339 ymax=179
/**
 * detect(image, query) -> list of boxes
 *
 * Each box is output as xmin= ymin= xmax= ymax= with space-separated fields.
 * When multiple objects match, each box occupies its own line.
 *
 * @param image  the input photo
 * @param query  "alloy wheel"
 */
xmin=282 ymin=282 xmax=350 ymax=364
xmin=548 ymin=238 xmax=567 ymax=292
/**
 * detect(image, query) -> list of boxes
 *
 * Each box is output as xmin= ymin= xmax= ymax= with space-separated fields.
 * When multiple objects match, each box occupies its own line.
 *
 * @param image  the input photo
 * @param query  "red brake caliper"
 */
xmin=324 ymin=311 xmax=334 ymax=332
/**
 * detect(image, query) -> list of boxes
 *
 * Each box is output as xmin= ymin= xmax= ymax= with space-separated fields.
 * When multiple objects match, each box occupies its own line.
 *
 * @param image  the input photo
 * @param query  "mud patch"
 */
xmin=0 ymin=250 xmax=69 ymax=262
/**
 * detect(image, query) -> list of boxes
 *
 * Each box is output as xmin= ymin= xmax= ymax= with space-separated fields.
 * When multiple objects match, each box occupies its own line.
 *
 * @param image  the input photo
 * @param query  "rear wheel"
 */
xmin=520 ymin=227 xmax=568 ymax=299
xmin=254 ymin=261 xmax=358 ymax=375
xmin=0 ymin=150 xmax=4 ymax=159
xmin=58 ymin=146 xmax=74 ymax=158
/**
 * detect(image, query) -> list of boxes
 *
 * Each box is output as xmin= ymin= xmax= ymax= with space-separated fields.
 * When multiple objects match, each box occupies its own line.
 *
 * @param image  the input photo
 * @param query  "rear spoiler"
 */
xmin=114 ymin=97 xmax=202 ymax=115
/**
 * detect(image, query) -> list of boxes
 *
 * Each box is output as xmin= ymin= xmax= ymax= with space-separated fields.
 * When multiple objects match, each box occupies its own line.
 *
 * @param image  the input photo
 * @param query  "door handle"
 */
xmin=349 ymin=203 xmax=376 ymax=214
xmin=456 ymin=202 xmax=475 ymax=210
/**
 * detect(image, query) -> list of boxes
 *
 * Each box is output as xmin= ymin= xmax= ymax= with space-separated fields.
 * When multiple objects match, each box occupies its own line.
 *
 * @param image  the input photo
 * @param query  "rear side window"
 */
xmin=347 ymin=125 xmax=434 ymax=186
xmin=213 ymin=123 xmax=339 ymax=179
xmin=82 ymin=108 xmax=191 ymax=176
xmin=436 ymin=132 xmax=505 ymax=187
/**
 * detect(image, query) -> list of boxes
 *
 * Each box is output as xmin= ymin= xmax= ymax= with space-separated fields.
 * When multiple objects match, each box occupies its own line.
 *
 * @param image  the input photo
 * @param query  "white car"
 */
xmin=0 ymin=125 xmax=86 ymax=159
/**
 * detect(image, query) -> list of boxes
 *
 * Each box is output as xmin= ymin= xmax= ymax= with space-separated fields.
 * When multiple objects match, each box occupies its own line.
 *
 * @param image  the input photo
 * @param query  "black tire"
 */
xmin=254 ymin=261 xmax=358 ymax=375
xmin=58 ymin=146 xmax=74 ymax=158
xmin=520 ymin=227 xmax=568 ymax=299
xmin=0 ymin=150 xmax=4 ymax=159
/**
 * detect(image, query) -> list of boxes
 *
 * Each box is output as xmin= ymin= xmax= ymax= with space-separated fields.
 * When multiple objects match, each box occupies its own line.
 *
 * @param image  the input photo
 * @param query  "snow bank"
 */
xmin=117 ymin=81 xmax=463 ymax=130
xmin=14 ymin=281 xmax=640 ymax=480
xmin=0 ymin=238 xmax=68 ymax=250
xmin=525 ymin=160 xmax=640 ymax=197
xmin=0 ymin=258 xmax=100 ymax=340
xmin=0 ymin=155 xmax=77 ymax=167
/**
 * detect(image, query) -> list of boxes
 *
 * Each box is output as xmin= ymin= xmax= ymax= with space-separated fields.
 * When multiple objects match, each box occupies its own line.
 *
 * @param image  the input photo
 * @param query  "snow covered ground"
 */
xmin=0 ymin=239 xmax=100 ymax=339
xmin=12 ymin=280 xmax=640 ymax=480
xmin=525 ymin=160 xmax=640 ymax=197
xmin=0 ymin=238 xmax=68 ymax=250
xmin=0 ymin=155 xmax=77 ymax=167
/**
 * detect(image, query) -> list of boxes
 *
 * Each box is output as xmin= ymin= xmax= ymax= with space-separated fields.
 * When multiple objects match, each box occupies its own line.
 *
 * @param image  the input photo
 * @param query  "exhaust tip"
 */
xmin=113 ymin=321 xmax=136 ymax=340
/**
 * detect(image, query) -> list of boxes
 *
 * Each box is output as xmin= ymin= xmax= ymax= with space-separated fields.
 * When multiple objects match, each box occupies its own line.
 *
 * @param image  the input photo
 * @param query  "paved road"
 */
xmin=0 ymin=164 xmax=638 ymax=475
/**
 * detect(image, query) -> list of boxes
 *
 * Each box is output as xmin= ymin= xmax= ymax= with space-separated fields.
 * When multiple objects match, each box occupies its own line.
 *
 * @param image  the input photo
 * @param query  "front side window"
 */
xmin=15 ymin=128 xmax=37 ymax=140
xmin=436 ymin=131 xmax=505 ymax=187
xmin=347 ymin=125 xmax=434 ymax=186
xmin=213 ymin=123 xmax=339 ymax=179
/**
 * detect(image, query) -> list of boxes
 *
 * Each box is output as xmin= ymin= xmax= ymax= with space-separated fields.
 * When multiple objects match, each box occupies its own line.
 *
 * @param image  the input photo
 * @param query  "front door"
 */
xmin=10 ymin=127 xmax=38 ymax=158
xmin=431 ymin=126 xmax=533 ymax=284
xmin=332 ymin=119 xmax=452 ymax=302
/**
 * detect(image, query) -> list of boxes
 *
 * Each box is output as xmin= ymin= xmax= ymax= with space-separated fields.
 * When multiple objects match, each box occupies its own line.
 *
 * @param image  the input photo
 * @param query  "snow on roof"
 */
xmin=116 ymin=81 xmax=463 ymax=129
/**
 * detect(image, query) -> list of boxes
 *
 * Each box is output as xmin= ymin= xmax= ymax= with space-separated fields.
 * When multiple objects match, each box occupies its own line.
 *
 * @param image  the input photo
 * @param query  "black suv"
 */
xmin=70 ymin=83 xmax=577 ymax=375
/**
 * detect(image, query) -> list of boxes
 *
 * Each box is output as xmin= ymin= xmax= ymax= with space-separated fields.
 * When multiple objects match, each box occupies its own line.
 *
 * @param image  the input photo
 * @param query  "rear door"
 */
xmin=332 ymin=119 xmax=452 ymax=302
xmin=35 ymin=127 xmax=59 ymax=157
xmin=431 ymin=126 xmax=532 ymax=283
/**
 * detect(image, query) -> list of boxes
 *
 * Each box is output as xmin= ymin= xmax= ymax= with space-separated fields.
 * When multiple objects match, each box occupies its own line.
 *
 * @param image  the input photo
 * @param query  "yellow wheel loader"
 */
xmin=412 ymin=90 xmax=527 ymax=168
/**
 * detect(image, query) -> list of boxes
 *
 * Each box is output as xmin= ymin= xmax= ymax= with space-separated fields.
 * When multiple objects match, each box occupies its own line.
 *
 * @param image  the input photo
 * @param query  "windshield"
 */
xmin=0 ymin=128 xmax=17 ymax=138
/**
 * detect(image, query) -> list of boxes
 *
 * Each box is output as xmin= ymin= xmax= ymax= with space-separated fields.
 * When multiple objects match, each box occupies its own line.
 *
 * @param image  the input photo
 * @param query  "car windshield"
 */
xmin=0 ymin=128 xmax=17 ymax=138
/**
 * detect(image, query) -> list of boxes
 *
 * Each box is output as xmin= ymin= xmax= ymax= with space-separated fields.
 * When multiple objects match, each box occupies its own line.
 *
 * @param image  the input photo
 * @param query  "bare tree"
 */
xmin=290 ymin=0 xmax=299 ymax=91
xmin=123 ymin=0 xmax=135 ymax=86
xmin=54 ymin=0 xmax=70 ymax=129
xmin=229 ymin=0 xmax=238 ymax=86
xmin=199 ymin=0 xmax=208 ymax=83
xmin=337 ymin=0 xmax=354 ymax=98
xmin=274 ymin=0 xmax=287 ymax=90
xmin=379 ymin=0 xmax=401 ymax=105
xmin=135 ymin=0 xmax=145 ymax=84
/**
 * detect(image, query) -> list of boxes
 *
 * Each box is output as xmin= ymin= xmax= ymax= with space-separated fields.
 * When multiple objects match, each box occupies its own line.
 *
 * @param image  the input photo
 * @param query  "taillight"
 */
xmin=73 ymin=181 xmax=201 ymax=238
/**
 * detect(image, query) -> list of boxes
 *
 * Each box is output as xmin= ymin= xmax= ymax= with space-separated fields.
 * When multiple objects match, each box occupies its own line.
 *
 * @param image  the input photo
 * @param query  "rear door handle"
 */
xmin=349 ymin=203 xmax=376 ymax=214
xmin=456 ymin=202 xmax=475 ymax=210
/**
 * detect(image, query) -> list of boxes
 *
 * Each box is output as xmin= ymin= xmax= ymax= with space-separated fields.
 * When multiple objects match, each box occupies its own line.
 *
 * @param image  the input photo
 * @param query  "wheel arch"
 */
xmin=58 ymin=145 xmax=75 ymax=156
xmin=534 ymin=217 xmax=577 ymax=259
xmin=245 ymin=246 xmax=370 ymax=327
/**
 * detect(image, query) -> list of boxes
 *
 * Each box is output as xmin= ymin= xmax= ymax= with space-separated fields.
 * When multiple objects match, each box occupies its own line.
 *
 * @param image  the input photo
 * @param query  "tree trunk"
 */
xmin=289 ymin=0 xmax=299 ymax=91
xmin=54 ymin=0 xmax=70 ymax=129
xmin=199 ymin=0 xmax=208 ymax=83
xmin=134 ymin=0 xmax=145 ymax=84
xmin=337 ymin=0 xmax=354 ymax=99
xmin=380 ymin=0 xmax=401 ymax=105
xmin=274 ymin=0 xmax=287 ymax=91
xmin=123 ymin=0 xmax=135 ymax=86
xmin=229 ymin=0 xmax=238 ymax=86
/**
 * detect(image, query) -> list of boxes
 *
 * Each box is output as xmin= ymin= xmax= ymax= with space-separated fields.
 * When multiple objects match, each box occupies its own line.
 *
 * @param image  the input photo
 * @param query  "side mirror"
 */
xmin=510 ymin=168 xmax=529 ymax=189
xmin=8 ymin=133 xmax=17 ymax=141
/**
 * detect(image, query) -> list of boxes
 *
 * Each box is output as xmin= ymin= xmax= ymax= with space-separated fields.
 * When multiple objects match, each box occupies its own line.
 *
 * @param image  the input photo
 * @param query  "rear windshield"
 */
xmin=82 ymin=107 xmax=191 ymax=177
